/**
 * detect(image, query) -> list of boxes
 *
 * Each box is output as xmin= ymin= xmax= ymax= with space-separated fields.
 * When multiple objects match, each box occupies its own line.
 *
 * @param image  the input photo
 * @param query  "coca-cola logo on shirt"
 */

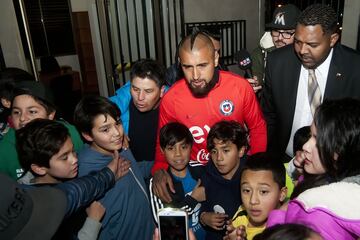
xmin=189 ymin=149 xmax=209 ymax=166
xmin=196 ymin=148 xmax=209 ymax=164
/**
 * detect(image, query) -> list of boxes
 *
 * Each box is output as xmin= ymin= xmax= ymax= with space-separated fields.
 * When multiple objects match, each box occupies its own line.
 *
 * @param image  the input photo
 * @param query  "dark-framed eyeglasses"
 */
xmin=271 ymin=30 xmax=295 ymax=39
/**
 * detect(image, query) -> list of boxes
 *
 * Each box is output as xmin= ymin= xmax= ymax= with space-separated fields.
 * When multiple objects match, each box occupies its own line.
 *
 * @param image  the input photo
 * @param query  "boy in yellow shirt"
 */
xmin=227 ymin=152 xmax=287 ymax=240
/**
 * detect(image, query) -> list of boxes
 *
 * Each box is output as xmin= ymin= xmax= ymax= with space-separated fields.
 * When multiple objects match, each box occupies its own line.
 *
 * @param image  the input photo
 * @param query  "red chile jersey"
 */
xmin=151 ymin=70 xmax=267 ymax=174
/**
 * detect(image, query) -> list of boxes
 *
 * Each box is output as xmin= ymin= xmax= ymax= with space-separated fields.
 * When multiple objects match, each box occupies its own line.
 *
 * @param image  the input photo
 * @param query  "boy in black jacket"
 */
xmin=200 ymin=120 xmax=248 ymax=240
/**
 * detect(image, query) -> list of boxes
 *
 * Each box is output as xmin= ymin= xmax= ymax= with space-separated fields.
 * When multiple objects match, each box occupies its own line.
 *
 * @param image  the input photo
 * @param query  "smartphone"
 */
xmin=158 ymin=208 xmax=189 ymax=240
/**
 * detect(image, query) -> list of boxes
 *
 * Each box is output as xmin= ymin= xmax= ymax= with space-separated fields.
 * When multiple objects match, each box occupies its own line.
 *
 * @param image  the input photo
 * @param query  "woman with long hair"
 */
xmin=267 ymin=98 xmax=360 ymax=240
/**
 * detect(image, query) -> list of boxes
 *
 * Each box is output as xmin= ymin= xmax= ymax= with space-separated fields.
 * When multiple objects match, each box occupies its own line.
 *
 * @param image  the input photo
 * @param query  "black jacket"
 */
xmin=261 ymin=43 xmax=360 ymax=160
xmin=200 ymin=160 xmax=243 ymax=240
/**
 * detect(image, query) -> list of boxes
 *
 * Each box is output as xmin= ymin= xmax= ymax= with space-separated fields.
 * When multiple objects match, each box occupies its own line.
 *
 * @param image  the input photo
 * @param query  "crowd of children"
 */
xmin=1 ymin=68 xmax=360 ymax=240
xmin=2 ymin=28 xmax=360 ymax=240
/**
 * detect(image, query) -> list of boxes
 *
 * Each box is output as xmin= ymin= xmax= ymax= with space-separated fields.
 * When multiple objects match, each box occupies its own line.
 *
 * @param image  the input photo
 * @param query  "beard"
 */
xmin=186 ymin=69 xmax=219 ymax=98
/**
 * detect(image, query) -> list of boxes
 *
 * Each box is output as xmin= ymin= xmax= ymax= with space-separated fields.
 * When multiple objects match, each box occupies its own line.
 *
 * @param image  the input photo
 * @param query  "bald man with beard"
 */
xmin=151 ymin=31 xmax=267 ymax=203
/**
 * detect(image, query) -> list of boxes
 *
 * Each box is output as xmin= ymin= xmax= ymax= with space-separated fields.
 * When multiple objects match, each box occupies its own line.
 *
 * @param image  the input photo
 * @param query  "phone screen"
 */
xmin=159 ymin=215 xmax=187 ymax=240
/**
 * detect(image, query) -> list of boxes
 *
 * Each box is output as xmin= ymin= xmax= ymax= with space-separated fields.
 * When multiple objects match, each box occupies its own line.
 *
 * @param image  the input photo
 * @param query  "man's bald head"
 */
xmin=178 ymin=32 xmax=215 ymax=58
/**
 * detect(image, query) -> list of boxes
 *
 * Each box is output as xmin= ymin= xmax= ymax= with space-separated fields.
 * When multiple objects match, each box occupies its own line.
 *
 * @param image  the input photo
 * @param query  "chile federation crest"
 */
xmin=219 ymin=100 xmax=234 ymax=116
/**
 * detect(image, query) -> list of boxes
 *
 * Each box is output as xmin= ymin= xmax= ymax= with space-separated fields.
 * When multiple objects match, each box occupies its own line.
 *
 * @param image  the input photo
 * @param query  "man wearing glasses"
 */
xmin=249 ymin=4 xmax=300 ymax=92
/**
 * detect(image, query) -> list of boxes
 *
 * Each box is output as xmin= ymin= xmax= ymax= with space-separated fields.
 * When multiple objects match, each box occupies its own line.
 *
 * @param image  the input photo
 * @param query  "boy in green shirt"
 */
xmin=0 ymin=81 xmax=83 ymax=180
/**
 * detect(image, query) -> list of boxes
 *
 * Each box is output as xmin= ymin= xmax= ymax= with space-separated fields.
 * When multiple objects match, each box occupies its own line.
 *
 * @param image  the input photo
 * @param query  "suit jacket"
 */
xmin=261 ymin=43 xmax=360 ymax=158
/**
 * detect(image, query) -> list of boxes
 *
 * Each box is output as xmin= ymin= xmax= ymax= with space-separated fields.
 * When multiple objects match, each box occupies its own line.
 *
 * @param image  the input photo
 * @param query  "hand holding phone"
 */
xmin=158 ymin=208 xmax=189 ymax=240
xmin=200 ymin=212 xmax=228 ymax=231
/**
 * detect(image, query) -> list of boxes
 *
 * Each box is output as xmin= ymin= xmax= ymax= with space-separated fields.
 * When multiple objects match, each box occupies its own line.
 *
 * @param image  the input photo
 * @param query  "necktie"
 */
xmin=308 ymin=69 xmax=321 ymax=115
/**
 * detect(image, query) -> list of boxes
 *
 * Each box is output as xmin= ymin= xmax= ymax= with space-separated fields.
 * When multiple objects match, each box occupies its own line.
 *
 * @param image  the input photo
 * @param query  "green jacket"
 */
xmin=0 ymin=120 xmax=83 ymax=180
xmin=251 ymin=32 xmax=276 ymax=85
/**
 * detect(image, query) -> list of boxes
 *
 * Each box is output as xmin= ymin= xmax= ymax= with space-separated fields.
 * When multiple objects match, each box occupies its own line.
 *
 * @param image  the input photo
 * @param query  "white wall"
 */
xmin=342 ymin=0 xmax=360 ymax=49
xmin=183 ymin=0 xmax=264 ymax=52
xmin=0 ymin=0 xmax=28 ymax=71
xmin=70 ymin=0 xmax=88 ymax=12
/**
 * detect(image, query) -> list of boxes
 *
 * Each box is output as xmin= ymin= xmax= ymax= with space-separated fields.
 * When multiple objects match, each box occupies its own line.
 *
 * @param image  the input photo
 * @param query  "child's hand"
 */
xmin=201 ymin=212 xmax=228 ymax=230
xmin=294 ymin=150 xmax=306 ymax=175
xmin=107 ymin=150 xmax=131 ymax=180
xmin=224 ymin=221 xmax=247 ymax=240
xmin=191 ymin=179 xmax=206 ymax=202
xmin=122 ymin=134 xmax=130 ymax=150
xmin=86 ymin=201 xmax=106 ymax=222
xmin=223 ymin=220 xmax=235 ymax=240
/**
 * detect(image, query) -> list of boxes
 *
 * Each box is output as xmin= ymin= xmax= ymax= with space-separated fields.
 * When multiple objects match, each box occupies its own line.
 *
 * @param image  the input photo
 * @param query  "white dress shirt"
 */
xmin=285 ymin=49 xmax=334 ymax=157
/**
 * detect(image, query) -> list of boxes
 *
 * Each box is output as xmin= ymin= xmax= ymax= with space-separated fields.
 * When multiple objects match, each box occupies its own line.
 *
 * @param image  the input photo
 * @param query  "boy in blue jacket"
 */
xmin=74 ymin=95 xmax=155 ymax=240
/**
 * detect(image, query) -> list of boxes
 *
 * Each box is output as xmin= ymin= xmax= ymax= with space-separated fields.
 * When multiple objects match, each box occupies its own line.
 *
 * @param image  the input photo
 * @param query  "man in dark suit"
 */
xmin=261 ymin=4 xmax=360 ymax=161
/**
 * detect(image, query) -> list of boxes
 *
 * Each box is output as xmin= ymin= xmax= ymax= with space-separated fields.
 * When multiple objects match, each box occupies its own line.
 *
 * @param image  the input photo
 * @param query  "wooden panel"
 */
xmin=72 ymin=11 xmax=99 ymax=94
xmin=73 ymin=12 xmax=90 ymax=28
